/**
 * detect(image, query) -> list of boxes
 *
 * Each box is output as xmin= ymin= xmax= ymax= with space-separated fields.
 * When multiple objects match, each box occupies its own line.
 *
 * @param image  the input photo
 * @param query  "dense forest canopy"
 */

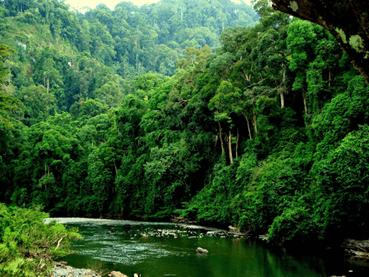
xmin=1 ymin=0 xmax=369 ymax=251
xmin=0 ymin=0 xmax=258 ymax=111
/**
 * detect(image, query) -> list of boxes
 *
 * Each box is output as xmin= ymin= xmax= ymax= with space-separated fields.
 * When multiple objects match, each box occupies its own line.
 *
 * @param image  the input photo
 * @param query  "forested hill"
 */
xmin=1 ymin=0 xmax=369 ymax=247
xmin=0 ymin=0 xmax=257 ymax=111
xmin=1 ymin=0 xmax=257 ymax=78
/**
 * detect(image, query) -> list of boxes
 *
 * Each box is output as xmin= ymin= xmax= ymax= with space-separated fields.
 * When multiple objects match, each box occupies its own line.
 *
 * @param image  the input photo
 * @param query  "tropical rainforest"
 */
xmin=1 ymin=0 xmax=369 ymax=255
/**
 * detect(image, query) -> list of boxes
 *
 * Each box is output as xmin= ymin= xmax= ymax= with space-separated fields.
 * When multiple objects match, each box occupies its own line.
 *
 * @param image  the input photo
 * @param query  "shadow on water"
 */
xmin=62 ymin=222 xmax=369 ymax=277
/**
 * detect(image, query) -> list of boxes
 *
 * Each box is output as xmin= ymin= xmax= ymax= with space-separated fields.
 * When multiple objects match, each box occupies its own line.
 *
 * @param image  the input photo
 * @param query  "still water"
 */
xmin=63 ymin=222 xmax=367 ymax=277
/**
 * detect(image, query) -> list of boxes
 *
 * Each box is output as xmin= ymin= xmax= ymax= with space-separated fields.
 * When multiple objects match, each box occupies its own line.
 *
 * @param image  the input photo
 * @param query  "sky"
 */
xmin=65 ymin=0 xmax=253 ymax=11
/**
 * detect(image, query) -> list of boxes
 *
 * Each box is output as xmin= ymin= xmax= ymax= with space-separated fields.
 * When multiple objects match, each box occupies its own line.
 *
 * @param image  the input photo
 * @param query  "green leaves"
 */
xmin=310 ymin=125 xmax=369 ymax=237
xmin=1 ymin=0 xmax=369 ymax=249
xmin=0 ymin=204 xmax=82 ymax=276
xmin=268 ymin=200 xmax=314 ymax=243
xmin=209 ymin=80 xmax=243 ymax=122
xmin=0 ymin=44 xmax=19 ymax=129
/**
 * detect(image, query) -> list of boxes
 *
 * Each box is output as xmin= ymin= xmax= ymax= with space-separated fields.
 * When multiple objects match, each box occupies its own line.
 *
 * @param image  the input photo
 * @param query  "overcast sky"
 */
xmin=65 ymin=0 xmax=253 ymax=11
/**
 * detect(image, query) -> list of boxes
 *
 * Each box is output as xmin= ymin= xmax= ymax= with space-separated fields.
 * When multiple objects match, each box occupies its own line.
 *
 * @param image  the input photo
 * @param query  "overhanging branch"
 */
xmin=270 ymin=0 xmax=369 ymax=84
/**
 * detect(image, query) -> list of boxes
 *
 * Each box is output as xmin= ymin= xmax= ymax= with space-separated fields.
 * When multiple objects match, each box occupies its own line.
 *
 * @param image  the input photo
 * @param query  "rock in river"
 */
xmin=196 ymin=247 xmax=209 ymax=254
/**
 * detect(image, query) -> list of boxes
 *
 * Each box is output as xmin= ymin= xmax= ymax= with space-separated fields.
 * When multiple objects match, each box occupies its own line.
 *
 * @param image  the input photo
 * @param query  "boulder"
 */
xmin=228 ymin=225 xmax=240 ymax=232
xmin=196 ymin=247 xmax=209 ymax=254
xmin=108 ymin=271 xmax=128 ymax=277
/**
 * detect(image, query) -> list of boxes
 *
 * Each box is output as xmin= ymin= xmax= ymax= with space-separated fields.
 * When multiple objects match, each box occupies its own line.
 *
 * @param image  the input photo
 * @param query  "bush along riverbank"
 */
xmin=0 ymin=204 xmax=82 ymax=277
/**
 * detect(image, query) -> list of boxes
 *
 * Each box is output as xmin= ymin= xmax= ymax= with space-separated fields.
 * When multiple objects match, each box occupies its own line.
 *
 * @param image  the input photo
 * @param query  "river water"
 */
xmin=61 ymin=221 xmax=368 ymax=277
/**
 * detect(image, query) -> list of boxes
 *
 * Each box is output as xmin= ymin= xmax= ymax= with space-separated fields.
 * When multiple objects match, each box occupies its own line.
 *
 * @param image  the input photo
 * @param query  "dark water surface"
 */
xmin=63 ymin=222 xmax=368 ymax=277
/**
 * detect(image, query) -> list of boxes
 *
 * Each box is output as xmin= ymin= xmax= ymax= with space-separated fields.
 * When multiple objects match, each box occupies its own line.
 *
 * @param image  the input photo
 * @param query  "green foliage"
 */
xmin=0 ymin=44 xmax=20 ymax=129
xmin=0 ymin=204 xmax=82 ymax=277
xmin=188 ymin=162 xmax=240 ymax=224
xmin=238 ymin=157 xmax=306 ymax=231
xmin=1 ymin=0 xmax=369 ymax=248
xmin=313 ymin=75 xmax=369 ymax=148
xmin=311 ymin=125 xmax=369 ymax=239
xmin=268 ymin=198 xmax=314 ymax=243
xmin=16 ymin=85 xmax=56 ymax=125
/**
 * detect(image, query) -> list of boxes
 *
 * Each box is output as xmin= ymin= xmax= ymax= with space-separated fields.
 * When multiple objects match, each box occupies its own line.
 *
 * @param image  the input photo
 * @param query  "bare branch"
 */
xmin=55 ymin=235 xmax=67 ymax=250
xmin=247 ymin=78 xmax=267 ymax=88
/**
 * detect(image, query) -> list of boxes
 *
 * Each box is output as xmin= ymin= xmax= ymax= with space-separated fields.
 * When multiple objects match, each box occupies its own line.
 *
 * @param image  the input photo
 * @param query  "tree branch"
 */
xmin=55 ymin=235 xmax=67 ymax=250
xmin=247 ymin=78 xmax=267 ymax=88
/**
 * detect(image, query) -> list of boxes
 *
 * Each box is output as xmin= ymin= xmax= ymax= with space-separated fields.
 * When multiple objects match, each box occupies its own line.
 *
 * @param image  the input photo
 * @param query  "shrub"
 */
xmin=311 ymin=125 xmax=369 ymax=240
xmin=268 ymin=197 xmax=316 ymax=243
xmin=0 ymin=204 xmax=82 ymax=277
xmin=237 ymin=157 xmax=305 ymax=232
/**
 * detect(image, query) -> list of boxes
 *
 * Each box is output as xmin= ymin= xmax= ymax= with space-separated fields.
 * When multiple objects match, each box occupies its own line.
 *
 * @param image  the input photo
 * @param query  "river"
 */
xmin=52 ymin=219 xmax=368 ymax=277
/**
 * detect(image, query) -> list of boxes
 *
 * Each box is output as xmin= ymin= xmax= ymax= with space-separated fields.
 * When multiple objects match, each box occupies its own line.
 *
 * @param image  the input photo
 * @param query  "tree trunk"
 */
xmin=218 ymin=122 xmax=225 ymax=156
xmin=228 ymin=130 xmax=233 ymax=164
xmin=6 ymin=64 xmax=11 ymax=85
xmin=253 ymin=113 xmax=258 ymax=134
xmin=47 ymin=77 xmax=49 ymax=94
xmin=114 ymin=160 xmax=118 ymax=175
xmin=280 ymin=63 xmax=286 ymax=108
xmin=242 ymin=112 xmax=253 ymax=140
xmin=280 ymin=91 xmax=285 ymax=108
xmin=302 ymin=91 xmax=308 ymax=115
xmin=236 ymin=128 xmax=239 ymax=160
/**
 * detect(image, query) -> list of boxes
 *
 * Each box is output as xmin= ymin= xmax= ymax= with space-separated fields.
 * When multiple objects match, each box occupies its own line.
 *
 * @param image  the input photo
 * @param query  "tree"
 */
xmin=287 ymin=19 xmax=318 ymax=117
xmin=270 ymin=0 xmax=369 ymax=84
xmin=16 ymin=85 xmax=56 ymax=125
xmin=209 ymin=80 xmax=249 ymax=163
xmin=42 ymin=58 xmax=63 ymax=94
xmin=0 ymin=44 xmax=19 ymax=129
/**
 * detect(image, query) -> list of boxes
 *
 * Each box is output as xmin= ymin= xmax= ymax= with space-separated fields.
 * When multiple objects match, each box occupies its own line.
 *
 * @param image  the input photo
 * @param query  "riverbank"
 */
xmin=52 ymin=262 xmax=133 ymax=277
xmin=44 ymin=217 xmax=246 ymax=234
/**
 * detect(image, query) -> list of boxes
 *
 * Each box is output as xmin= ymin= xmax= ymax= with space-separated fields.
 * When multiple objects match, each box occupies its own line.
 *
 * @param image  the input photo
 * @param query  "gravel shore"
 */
xmin=44 ymin=217 xmax=135 ymax=225
xmin=43 ymin=217 xmax=226 ymax=232
xmin=52 ymin=264 xmax=101 ymax=277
